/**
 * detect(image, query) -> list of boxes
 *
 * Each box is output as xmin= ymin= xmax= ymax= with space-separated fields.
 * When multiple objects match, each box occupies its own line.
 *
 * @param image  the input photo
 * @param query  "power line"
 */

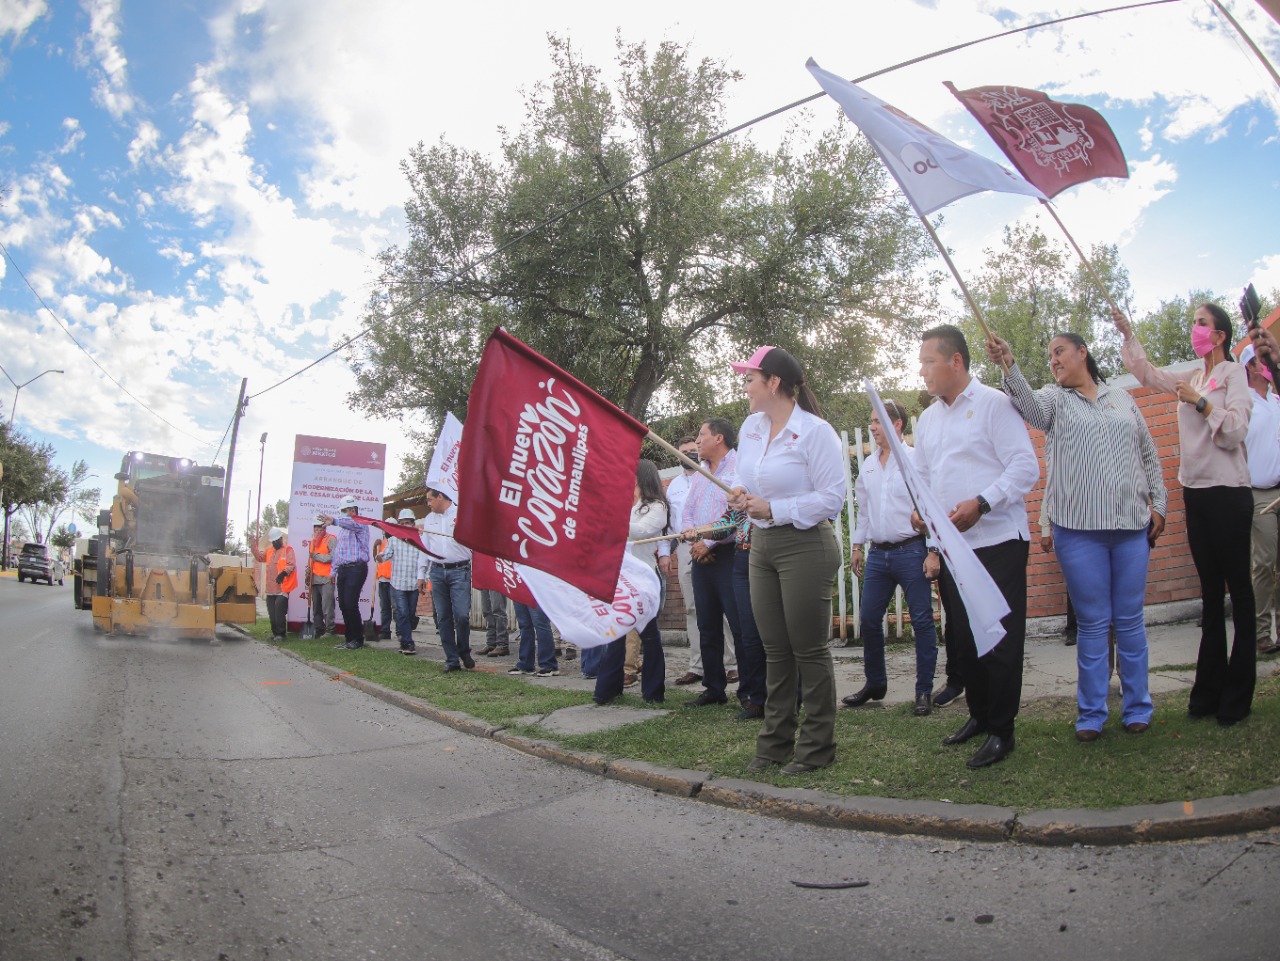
xmin=0 ymin=239 xmax=215 ymax=447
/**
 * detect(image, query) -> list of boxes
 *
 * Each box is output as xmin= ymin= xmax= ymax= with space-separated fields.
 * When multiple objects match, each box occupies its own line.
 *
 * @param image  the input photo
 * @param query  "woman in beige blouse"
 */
xmin=1114 ymin=304 xmax=1255 ymax=726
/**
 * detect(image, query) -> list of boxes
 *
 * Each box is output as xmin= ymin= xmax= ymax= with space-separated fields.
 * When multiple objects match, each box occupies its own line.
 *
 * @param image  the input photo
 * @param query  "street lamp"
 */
xmin=0 ymin=365 xmax=64 ymax=570
xmin=0 ymin=364 xmax=66 ymax=423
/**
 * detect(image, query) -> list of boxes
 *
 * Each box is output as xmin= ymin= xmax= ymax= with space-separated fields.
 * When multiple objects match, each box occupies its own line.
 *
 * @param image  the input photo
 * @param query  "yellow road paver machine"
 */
xmin=74 ymin=451 xmax=257 ymax=638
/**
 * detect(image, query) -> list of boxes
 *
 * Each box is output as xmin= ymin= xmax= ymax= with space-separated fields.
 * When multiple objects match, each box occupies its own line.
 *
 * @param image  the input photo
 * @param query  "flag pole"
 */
xmin=1209 ymin=0 xmax=1280 ymax=92
xmin=645 ymin=430 xmax=735 ymax=495
xmin=917 ymin=215 xmax=1010 ymax=373
xmin=1038 ymin=201 xmax=1125 ymax=316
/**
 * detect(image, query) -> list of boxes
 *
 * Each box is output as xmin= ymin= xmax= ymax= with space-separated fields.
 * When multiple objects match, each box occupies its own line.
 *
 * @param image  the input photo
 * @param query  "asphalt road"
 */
xmin=2 ymin=575 xmax=1278 ymax=961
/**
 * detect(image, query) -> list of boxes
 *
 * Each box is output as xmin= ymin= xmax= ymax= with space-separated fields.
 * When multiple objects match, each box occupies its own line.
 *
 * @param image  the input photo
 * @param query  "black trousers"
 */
xmin=938 ymin=538 xmax=1029 ymax=740
xmin=336 ymin=562 xmax=369 ymax=646
xmin=691 ymin=543 xmax=743 ymax=699
xmin=1184 ymin=486 xmax=1256 ymax=723
xmin=265 ymin=594 xmax=288 ymax=637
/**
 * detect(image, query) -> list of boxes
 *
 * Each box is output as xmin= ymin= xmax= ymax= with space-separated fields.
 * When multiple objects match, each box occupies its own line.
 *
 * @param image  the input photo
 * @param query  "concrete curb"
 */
xmin=241 ymin=628 xmax=1280 ymax=846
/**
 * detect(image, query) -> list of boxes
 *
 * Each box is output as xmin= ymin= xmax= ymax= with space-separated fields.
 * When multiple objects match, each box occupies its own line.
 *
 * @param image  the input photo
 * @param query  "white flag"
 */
xmin=807 ymin=59 xmax=1047 ymax=216
xmin=425 ymin=412 xmax=464 ymax=504
xmin=865 ymin=380 xmax=1009 ymax=656
xmin=518 ymin=551 xmax=662 ymax=650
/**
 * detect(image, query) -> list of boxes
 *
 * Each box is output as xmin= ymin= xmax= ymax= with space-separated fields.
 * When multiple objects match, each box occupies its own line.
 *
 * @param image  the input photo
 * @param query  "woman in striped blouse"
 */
xmin=986 ymin=331 xmax=1166 ymax=741
xmin=1113 ymin=304 xmax=1255 ymax=727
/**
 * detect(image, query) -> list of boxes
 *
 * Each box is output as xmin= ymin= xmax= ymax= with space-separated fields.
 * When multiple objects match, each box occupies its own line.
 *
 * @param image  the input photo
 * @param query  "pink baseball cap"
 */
xmin=729 ymin=346 xmax=778 ymax=374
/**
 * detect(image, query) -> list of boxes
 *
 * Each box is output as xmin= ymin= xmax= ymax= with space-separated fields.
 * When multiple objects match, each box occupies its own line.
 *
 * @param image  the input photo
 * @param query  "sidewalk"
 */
xmin=351 ymin=615 xmax=1269 ymax=709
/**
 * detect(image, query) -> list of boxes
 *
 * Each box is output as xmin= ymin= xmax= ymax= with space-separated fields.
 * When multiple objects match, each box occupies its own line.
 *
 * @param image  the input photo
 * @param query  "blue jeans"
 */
xmin=390 ymin=587 xmax=418 ymax=648
xmin=1053 ymin=525 xmax=1154 ymax=731
xmin=691 ymin=544 xmax=743 ymax=699
xmin=428 ymin=564 xmax=472 ymax=668
xmin=580 ymin=644 xmax=605 ymax=677
xmin=859 ymin=541 xmax=938 ymax=695
xmin=513 ymin=602 xmax=558 ymax=672
xmin=595 ymin=571 xmax=667 ymax=704
xmin=732 ymin=549 xmax=767 ymax=706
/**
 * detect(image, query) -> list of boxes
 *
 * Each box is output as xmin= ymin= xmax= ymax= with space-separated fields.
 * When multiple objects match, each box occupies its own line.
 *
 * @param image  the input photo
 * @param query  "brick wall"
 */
xmin=1025 ymin=382 xmax=1199 ymax=618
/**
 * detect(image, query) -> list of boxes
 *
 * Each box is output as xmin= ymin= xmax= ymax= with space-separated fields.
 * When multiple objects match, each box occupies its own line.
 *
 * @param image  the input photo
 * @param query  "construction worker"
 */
xmin=251 ymin=526 xmax=297 ymax=641
xmin=307 ymin=514 xmax=337 ymax=637
xmin=374 ymin=519 xmax=395 ymax=640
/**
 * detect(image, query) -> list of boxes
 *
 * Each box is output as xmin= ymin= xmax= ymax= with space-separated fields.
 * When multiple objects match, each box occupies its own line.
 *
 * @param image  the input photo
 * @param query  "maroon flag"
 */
xmin=352 ymin=515 xmax=442 ymax=559
xmin=472 ymin=551 xmax=538 ymax=607
xmin=456 ymin=328 xmax=648 ymax=602
xmin=945 ymin=82 xmax=1128 ymax=199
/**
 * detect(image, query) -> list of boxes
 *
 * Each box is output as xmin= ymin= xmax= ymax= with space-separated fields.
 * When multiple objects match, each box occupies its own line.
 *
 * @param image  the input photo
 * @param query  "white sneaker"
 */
xmin=507 ymin=667 xmax=534 ymax=675
xmin=535 ymin=668 xmax=561 ymax=677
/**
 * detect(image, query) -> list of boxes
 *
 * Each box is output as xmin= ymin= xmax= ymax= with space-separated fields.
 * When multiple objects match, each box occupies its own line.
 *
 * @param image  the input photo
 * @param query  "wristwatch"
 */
xmin=1195 ymin=397 xmax=1207 ymax=413
xmin=976 ymin=495 xmax=992 ymax=516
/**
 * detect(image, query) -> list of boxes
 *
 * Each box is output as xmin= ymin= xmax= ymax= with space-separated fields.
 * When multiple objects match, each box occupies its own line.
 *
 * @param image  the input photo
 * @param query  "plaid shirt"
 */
xmin=332 ymin=513 xmax=371 ymax=568
xmin=386 ymin=536 xmax=429 ymax=592
xmin=680 ymin=449 xmax=738 ymax=548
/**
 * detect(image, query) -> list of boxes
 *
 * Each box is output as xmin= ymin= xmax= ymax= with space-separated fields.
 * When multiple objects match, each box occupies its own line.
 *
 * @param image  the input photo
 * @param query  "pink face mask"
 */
xmin=1191 ymin=324 xmax=1217 ymax=358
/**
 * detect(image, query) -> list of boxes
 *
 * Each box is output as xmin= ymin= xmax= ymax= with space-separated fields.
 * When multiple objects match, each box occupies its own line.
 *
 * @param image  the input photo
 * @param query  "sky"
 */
xmin=1 ymin=0 xmax=1278 ymax=540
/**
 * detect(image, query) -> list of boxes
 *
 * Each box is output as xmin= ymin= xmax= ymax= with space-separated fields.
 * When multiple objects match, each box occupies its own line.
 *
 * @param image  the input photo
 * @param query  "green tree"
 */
xmin=50 ymin=524 xmax=77 ymax=552
xmin=19 ymin=459 xmax=100 ymax=546
xmin=247 ymin=499 xmax=291 ymax=545
xmin=1129 ymin=291 xmax=1217 ymax=368
xmin=958 ymin=224 xmax=1131 ymax=387
xmin=1 ymin=422 xmax=63 ymax=567
xmin=352 ymin=34 xmax=936 ymax=428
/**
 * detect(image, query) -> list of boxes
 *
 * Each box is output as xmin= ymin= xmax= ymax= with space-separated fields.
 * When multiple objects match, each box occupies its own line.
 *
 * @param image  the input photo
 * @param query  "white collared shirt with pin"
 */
xmin=735 ymin=406 xmax=846 ymax=529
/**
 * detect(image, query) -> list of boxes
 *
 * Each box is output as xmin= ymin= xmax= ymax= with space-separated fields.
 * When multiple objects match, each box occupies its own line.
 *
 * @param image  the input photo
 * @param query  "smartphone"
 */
xmin=1242 ymin=283 xmax=1262 ymax=328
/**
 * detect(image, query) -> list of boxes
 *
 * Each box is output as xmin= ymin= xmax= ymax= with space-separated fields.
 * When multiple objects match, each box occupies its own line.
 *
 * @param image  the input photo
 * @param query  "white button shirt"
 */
xmin=735 ymin=406 xmax=846 ymax=529
xmin=853 ymin=445 xmax=919 ymax=547
xmin=913 ymin=378 xmax=1039 ymax=550
xmin=1246 ymin=390 xmax=1280 ymax=489
xmin=421 ymin=503 xmax=473 ymax=565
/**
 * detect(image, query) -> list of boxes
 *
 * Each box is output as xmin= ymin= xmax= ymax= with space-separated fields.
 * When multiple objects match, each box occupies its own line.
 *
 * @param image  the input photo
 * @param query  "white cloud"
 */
xmin=57 ymin=117 xmax=85 ymax=154
xmin=1254 ymin=252 xmax=1280 ymax=298
xmin=79 ymin=0 xmax=135 ymax=119
xmin=0 ymin=0 xmax=46 ymax=37
xmin=127 ymin=120 xmax=160 ymax=165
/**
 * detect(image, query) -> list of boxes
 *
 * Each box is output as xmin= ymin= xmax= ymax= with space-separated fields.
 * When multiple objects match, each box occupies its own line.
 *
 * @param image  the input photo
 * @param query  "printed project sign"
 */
xmin=286 ymin=435 xmax=386 ymax=630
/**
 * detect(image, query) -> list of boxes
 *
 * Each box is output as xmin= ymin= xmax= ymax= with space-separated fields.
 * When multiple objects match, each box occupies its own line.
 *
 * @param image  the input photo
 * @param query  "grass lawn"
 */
xmin=242 ymin=618 xmax=1280 ymax=812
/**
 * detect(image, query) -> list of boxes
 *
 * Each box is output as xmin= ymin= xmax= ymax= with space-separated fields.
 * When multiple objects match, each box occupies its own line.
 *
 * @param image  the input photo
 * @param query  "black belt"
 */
xmin=336 ymin=560 xmax=367 ymax=569
xmin=435 ymin=560 xmax=471 ymax=570
xmin=870 ymin=534 xmax=925 ymax=552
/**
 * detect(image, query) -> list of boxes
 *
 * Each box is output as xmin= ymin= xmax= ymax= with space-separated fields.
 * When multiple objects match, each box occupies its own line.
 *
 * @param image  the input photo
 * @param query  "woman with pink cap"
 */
xmin=728 ymin=346 xmax=846 ymax=775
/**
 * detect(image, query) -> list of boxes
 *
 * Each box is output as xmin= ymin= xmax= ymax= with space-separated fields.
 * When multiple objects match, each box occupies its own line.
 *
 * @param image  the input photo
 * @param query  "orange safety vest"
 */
xmin=374 ymin=538 xmax=392 ymax=581
xmin=310 ymin=532 xmax=336 ymax=578
xmin=266 ymin=545 xmax=298 ymax=594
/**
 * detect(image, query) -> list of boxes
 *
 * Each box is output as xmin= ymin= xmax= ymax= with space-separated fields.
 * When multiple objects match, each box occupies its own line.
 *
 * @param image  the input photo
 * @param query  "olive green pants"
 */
xmin=750 ymin=521 xmax=840 ymax=768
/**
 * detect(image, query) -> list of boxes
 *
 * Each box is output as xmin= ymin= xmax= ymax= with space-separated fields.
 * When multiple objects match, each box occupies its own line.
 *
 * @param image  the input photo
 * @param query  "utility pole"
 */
xmin=222 ymin=378 xmax=248 ymax=547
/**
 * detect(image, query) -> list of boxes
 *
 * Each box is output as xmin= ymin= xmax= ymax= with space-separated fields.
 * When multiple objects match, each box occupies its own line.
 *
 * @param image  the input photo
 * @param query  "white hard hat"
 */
xmin=268 ymin=527 xmax=285 ymax=541
xmin=398 ymin=508 xmax=415 ymax=521
xmin=339 ymin=495 xmax=358 ymax=510
xmin=385 ymin=516 xmax=395 ymax=523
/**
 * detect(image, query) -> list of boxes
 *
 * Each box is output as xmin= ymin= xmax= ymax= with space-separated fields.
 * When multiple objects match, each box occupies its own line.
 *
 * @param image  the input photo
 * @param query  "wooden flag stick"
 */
xmin=918 ymin=214 xmax=1009 ymax=374
xmin=630 ymin=523 xmax=724 ymax=546
xmin=645 ymin=430 xmax=735 ymax=495
xmin=1039 ymin=200 xmax=1124 ymax=316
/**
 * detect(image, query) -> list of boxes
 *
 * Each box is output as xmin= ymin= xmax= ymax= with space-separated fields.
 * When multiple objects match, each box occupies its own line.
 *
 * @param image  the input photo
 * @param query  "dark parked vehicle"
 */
xmin=17 ymin=543 xmax=61 ymax=585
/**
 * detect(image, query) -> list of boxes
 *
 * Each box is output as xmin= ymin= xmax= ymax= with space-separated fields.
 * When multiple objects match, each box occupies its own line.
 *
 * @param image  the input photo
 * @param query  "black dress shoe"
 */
xmin=336 ymin=642 xmax=364 ymax=649
xmin=781 ymin=760 xmax=829 ymax=775
xmin=942 ymin=717 xmax=984 ymax=745
xmin=746 ymin=757 xmax=776 ymax=772
xmin=966 ymin=733 xmax=1015 ymax=769
xmin=841 ymin=684 xmax=887 ymax=707
xmin=443 ymin=664 xmax=462 ymax=673
xmin=460 ymin=652 xmax=476 ymax=669
xmin=735 ymin=703 xmax=764 ymax=721
xmin=932 ymin=684 xmax=964 ymax=708
xmin=913 ymin=693 xmax=932 ymax=716
xmin=686 ymin=691 xmax=728 ymax=707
